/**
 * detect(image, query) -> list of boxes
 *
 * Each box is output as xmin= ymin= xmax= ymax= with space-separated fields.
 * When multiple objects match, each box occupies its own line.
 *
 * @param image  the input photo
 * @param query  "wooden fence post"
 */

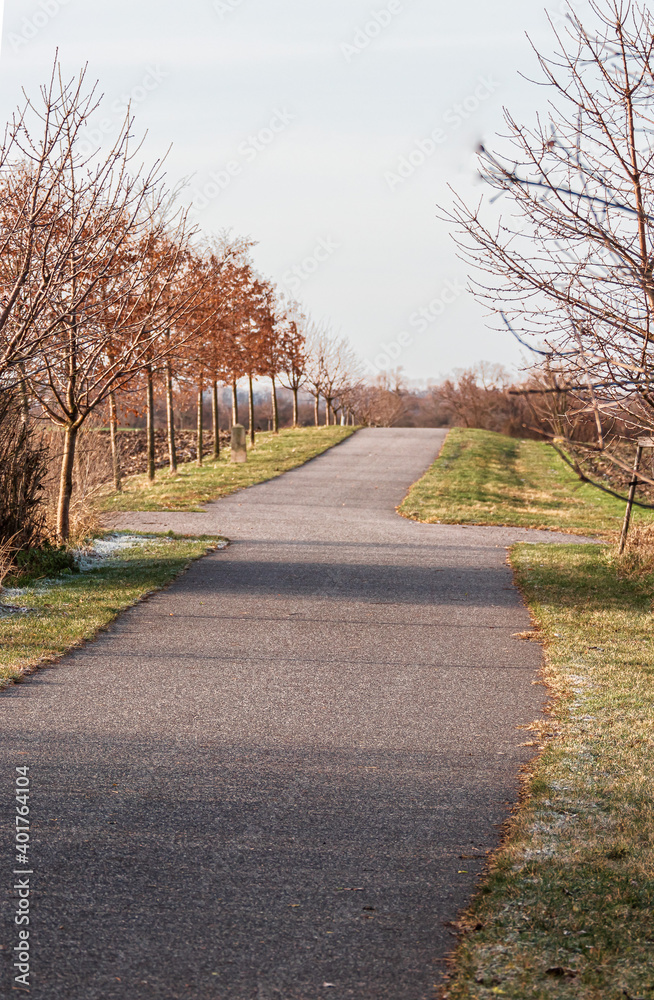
xmin=619 ymin=442 xmax=647 ymax=554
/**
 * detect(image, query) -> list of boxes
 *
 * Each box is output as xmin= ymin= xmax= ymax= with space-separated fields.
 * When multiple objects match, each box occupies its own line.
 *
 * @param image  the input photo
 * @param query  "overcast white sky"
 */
xmin=0 ymin=0 xmax=590 ymax=382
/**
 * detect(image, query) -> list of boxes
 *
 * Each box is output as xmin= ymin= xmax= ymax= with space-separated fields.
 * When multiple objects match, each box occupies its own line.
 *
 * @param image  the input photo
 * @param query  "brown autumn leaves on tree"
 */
xmin=447 ymin=0 xmax=654 ymax=529
xmin=0 ymin=64 xmax=361 ymax=545
xmin=0 ymin=66 xmax=204 ymax=539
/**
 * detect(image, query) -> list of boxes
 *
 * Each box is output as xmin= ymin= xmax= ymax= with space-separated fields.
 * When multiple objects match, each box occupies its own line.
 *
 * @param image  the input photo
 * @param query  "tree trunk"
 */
xmin=324 ymin=399 xmax=331 ymax=426
xmin=211 ymin=380 xmax=220 ymax=459
xmin=197 ymin=381 xmax=204 ymax=466
xmin=619 ymin=444 xmax=643 ymax=554
xmin=292 ymin=387 xmax=299 ymax=428
xmin=314 ymin=393 xmax=320 ymax=427
xmin=19 ymin=367 xmax=29 ymax=425
xmin=108 ymin=391 xmax=121 ymax=491
xmin=232 ymin=381 xmax=239 ymax=426
xmin=271 ymin=376 xmax=279 ymax=434
xmin=248 ymin=375 xmax=255 ymax=446
xmin=146 ymin=365 xmax=155 ymax=482
xmin=165 ymin=358 xmax=177 ymax=474
xmin=57 ymin=422 xmax=79 ymax=543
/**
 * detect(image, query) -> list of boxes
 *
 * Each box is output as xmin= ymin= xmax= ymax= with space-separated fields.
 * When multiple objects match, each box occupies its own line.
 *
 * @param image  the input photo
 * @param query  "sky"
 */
xmin=0 ymin=0 xmax=590 ymax=383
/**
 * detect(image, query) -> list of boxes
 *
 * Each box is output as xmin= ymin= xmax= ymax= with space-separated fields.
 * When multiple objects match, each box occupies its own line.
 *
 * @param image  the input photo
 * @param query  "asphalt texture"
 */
xmin=0 ymin=428 xmax=583 ymax=1000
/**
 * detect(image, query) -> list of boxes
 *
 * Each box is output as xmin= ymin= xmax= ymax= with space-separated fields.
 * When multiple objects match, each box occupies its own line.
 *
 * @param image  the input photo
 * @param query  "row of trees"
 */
xmin=107 ymin=311 xmax=361 ymax=488
xmin=0 ymin=65 xmax=361 ymax=543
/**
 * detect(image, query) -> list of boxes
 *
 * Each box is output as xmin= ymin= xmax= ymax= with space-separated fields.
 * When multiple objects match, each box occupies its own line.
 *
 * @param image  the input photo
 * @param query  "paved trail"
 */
xmin=1 ymin=429 xmax=578 ymax=999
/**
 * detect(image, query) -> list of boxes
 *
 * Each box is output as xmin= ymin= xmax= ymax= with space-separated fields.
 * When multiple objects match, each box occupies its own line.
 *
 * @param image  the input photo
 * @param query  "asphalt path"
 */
xmin=1 ymin=428 xmax=583 ymax=1000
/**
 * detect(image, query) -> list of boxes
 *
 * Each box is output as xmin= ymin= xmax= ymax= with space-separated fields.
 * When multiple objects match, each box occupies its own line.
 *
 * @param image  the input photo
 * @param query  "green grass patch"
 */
xmin=442 ymin=543 xmax=654 ymax=1000
xmin=99 ymin=426 xmax=355 ymax=512
xmin=0 ymin=534 xmax=222 ymax=685
xmin=400 ymin=427 xmax=654 ymax=537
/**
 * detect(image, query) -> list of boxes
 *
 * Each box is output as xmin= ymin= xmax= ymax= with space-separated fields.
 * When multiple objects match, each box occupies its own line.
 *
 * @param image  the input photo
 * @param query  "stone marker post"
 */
xmin=230 ymin=424 xmax=247 ymax=463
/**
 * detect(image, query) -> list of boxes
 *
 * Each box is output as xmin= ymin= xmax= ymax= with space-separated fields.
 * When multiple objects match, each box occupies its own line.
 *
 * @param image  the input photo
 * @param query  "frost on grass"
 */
xmin=75 ymin=532 xmax=227 ymax=570
xmin=448 ymin=565 xmax=654 ymax=996
xmin=0 ymin=534 xmax=152 ymax=609
xmin=0 ymin=534 xmax=226 ymax=688
xmin=2 ymin=534 xmax=228 ymax=607
xmin=73 ymin=532 xmax=154 ymax=571
xmin=1 ymin=533 xmax=227 ymax=610
xmin=0 ymin=603 xmax=34 ymax=615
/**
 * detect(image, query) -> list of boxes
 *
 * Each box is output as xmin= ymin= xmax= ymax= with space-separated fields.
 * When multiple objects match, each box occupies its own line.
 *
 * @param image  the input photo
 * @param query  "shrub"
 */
xmin=0 ymin=390 xmax=49 ymax=549
xmin=10 ymin=541 xmax=78 ymax=585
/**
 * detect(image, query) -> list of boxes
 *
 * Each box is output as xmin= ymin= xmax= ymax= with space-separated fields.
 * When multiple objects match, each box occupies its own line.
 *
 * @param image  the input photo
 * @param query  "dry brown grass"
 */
xmin=38 ymin=422 xmax=109 ymax=544
xmin=0 ymin=536 xmax=18 ymax=591
xmin=614 ymin=522 xmax=654 ymax=578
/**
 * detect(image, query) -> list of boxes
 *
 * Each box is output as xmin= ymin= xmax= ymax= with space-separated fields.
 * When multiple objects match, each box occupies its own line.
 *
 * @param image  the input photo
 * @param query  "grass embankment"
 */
xmin=400 ymin=427 xmax=654 ymax=537
xmin=443 ymin=543 xmax=654 ymax=1000
xmin=0 ymin=534 xmax=222 ymax=686
xmin=99 ymin=426 xmax=354 ymax=512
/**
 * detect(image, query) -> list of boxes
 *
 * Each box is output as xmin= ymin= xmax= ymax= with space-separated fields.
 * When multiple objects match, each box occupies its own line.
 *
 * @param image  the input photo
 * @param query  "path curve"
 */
xmin=1 ymin=429 xmax=580 ymax=999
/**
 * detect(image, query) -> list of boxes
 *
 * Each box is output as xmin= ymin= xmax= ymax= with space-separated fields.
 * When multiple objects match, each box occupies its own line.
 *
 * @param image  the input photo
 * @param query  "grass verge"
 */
xmin=399 ymin=427 xmax=654 ymax=537
xmin=0 ymin=534 xmax=222 ymax=686
xmin=98 ymin=426 xmax=355 ymax=512
xmin=442 ymin=542 xmax=654 ymax=1000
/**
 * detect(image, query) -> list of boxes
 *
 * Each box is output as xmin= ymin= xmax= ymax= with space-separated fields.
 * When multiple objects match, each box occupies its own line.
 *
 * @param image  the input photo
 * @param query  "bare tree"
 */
xmin=0 ymin=64 xmax=105 ymax=386
xmin=349 ymin=370 xmax=409 ymax=427
xmin=321 ymin=335 xmax=360 ymax=425
xmin=446 ymin=0 xmax=654 ymax=539
xmin=438 ymin=363 xmax=520 ymax=430
xmin=202 ymin=236 xmax=255 ymax=457
xmin=304 ymin=322 xmax=328 ymax=426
